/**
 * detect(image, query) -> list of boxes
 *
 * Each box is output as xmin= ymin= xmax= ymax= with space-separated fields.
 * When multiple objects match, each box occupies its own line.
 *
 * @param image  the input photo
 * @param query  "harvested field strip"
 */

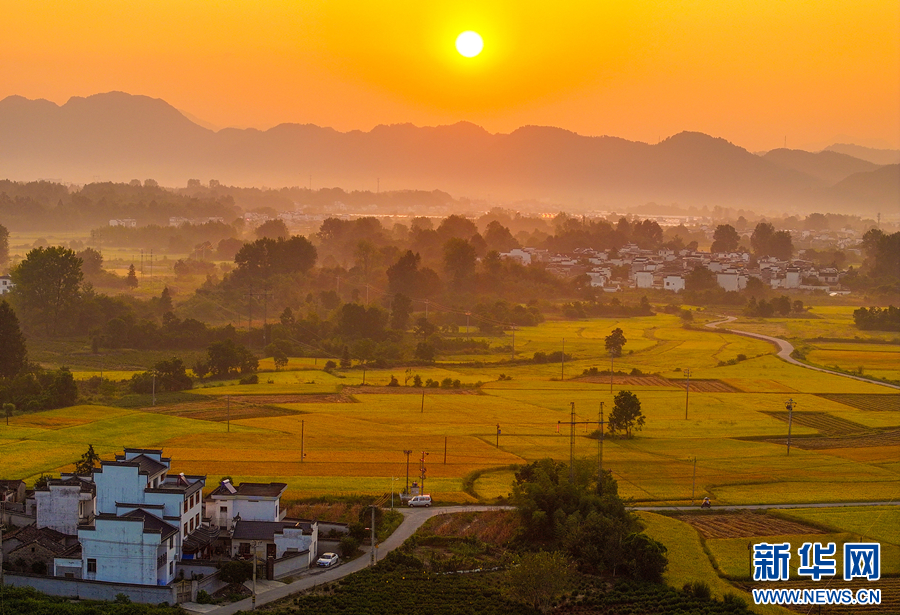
xmin=130 ymin=399 xmax=302 ymax=422
xmin=226 ymin=394 xmax=354 ymax=404
xmin=673 ymin=512 xmax=827 ymax=539
xmin=762 ymin=429 xmax=900 ymax=450
xmin=342 ymin=387 xmax=479 ymax=395
xmin=761 ymin=411 xmax=873 ymax=436
xmin=667 ymin=379 xmax=742 ymax=392
xmin=576 ymin=375 xmax=678 ymax=387
xmin=815 ymin=393 xmax=900 ymax=413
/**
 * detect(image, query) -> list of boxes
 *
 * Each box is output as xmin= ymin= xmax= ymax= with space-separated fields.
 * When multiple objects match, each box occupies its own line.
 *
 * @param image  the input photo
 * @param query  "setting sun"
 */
xmin=455 ymin=31 xmax=483 ymax=58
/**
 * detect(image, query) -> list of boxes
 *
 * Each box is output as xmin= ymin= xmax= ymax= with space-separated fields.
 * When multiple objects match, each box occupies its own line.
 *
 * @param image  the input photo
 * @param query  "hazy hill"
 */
xmin=761 ymin=148 xmax=882 ymax=185
xmin=824 ymin=143 xmax=900 ymax=166
xmin=0 ymin=92 xmax=896 ymax=213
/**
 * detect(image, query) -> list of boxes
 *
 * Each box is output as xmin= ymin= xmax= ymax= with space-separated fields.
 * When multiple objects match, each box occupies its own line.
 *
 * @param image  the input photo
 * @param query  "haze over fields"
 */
xmin=1 ymin=92 xmax=898 ymax=214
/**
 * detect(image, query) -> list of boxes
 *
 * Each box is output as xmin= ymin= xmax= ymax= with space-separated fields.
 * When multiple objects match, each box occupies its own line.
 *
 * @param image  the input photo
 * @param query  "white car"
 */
xmin=407 ymin=494 xmax=432 ymax=507
xmin=316 ymin=552 xmax=339 ymax=567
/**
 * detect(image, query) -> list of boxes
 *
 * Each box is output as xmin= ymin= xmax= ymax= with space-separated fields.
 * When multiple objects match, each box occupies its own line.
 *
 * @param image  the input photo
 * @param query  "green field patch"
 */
xmin=769 ymin=506 xmax=900 ymax=547
xmin=638 ymin=512 xmax=790 ymax=614
xmin=712 ymin=481 xmax=900 ymax=505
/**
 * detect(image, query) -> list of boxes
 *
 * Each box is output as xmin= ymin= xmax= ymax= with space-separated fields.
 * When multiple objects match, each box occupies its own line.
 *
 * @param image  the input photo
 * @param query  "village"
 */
xmin=0 ymin=448 xmax=350 ymax=605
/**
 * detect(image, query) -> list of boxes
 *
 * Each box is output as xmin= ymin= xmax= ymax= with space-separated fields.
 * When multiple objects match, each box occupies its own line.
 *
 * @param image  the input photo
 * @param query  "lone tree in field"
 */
xmin=608 ymin=390 xmax=645 ymax=438
xmin=126 ymin=264 xmax=138 ymax=288
xmin=605 ymin=328 xmax=627 ymax=358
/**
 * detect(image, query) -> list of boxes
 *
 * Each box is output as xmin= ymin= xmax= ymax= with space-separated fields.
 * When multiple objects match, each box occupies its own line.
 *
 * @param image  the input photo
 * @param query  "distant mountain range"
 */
xmin=0 ymin=91 xmax=897 ymax=213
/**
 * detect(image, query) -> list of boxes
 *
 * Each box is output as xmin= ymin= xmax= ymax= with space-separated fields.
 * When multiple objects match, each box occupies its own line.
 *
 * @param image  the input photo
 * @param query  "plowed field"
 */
xmin=675 ymin=512 xmax=827 ymax=539
xmin=816 ymin=394 xmax=900 ymax=413
xmin=761 ymin=411 xmax=872 ymax=436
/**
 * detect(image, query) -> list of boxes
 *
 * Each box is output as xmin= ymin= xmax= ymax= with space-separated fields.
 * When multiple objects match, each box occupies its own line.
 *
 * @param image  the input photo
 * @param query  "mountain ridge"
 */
xmin=0 ymin=92 xmax=896 ymax=213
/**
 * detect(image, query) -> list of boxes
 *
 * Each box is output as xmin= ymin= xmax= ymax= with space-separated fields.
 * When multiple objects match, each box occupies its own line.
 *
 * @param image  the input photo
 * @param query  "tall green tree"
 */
xmin=443 ymin=237 xmax=476 ymax=289
xmin=0 ymin=300 xmax=27 ymax=379
xmin=10 ymin=246 xmax=83 ymax=336
xmin=608 ymin=390 xmax=645 ymax=438
xmin=605 ymin=327 xmax=627 ymax=358
xmin=126 ymin=264 xmax=139 ymax=288
xmin=710 ymin=224 xmax=740 ymax=253
xmin=0 ymin=222 xmax=9 ymax=271
xmin=74 ymin=444 xmax=101 ymax=475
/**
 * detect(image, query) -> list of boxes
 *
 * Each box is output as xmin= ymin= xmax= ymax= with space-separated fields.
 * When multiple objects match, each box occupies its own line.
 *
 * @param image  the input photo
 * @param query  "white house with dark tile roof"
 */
xmin=205 ymin=480 xmax=287 ymax=531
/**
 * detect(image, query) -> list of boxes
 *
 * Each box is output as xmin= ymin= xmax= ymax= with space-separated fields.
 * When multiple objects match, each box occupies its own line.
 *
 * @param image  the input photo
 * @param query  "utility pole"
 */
xmin=370 ymin=506 xmax=376 ymax=566
xmin=610 ymin=351 xmax=614 ymax=393
xmin=300 ymin=420 xmax=305 ymax=462
xmin=444 ymin=436 xmax=448 ymax=464
xmin=785 ymin=398 xmax=796 ymax=455
xmin=561 ymin=338 xmax=565 ymax=381
xmin=403 ymin=450 xmax=412 ymax=494
xmin=419 ymin=451 xmax=428 ymax=494
xmin=226 ymin=395 xmax=230 ymax=433
xmin=496 ymin=424 xmax=501 ymax=448
xmin=1 ymin=498 xmax=5 ymax=587
xmin=598 ymin=402 xmax=605 ymax=493
xmin=152 ymin=373 xmax=156 ymax=406
xmin=691 ymin=457 xmax=697 ymax=505
xmin=511 ymin=326 xmax=515 ymax=360
xmin=684 ymin=368 xmax=691 ymax=420
xmin=251 ymin=540 xmax=258 ymax=610
xmin=420 ymin=390 xmax=425 ymax=413
xmin=558 ymin=402 xmax=606 ymax=485
xmin=465 ymin=312 xmax=470 ymax=340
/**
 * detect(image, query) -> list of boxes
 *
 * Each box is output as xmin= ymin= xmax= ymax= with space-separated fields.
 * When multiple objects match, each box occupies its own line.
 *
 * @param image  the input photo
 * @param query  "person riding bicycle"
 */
xmin=701 ymin=497 xmax=711 ymax=508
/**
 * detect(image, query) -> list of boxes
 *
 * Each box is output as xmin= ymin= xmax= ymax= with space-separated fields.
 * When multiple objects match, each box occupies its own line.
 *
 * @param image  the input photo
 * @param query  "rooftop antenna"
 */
xmin=784 ymin=135 xmax=787 ymax=149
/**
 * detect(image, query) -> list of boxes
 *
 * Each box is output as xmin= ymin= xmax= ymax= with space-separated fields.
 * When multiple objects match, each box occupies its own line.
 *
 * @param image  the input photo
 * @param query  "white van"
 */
xmin=408 ymin=494 xmax=432 ymax=507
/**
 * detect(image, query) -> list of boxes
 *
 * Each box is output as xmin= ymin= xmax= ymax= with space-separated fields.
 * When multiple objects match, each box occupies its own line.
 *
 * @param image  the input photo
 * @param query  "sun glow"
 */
xmin=455 ymin=31 xmax=483 ymax=58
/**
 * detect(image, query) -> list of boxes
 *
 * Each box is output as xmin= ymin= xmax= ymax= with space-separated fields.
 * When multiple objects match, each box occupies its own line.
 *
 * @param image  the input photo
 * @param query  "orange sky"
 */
xmin=2 ymin=0 xmax=899 ymax=151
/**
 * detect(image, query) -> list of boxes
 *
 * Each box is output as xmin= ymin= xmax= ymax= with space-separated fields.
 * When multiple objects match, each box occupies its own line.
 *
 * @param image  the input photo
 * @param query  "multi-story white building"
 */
xmin=0 ymin=275 xmax=13 ymax=295
xmin=75 ymin=448 xmax=206 ymax=585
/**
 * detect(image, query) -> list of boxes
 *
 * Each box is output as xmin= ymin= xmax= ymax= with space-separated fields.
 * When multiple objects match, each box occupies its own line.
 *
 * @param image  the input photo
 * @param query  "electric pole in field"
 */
xmin=785 ymin=398 xmax=796 ymax=455
xmin=403 ymin=450 xmax=412 ymax=494
xmin=419 ymin=451 xmax=429 ymax=494
xmin=558 ymin=402 xmax=606 ymax=484
xmin=684 ymin=368 xmax=691 ymax=420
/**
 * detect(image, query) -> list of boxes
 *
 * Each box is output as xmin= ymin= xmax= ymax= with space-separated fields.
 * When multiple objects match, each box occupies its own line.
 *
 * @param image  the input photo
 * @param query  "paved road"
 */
xmin=198 ymin=506 xmax=510 ymax=614
xmin=704 ymin=316 xmax=900 ymax=390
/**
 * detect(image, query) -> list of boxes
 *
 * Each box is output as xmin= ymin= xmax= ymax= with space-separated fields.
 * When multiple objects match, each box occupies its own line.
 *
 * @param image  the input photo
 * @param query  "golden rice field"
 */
xmin=2 ymin=313 xmax=897 ymax=508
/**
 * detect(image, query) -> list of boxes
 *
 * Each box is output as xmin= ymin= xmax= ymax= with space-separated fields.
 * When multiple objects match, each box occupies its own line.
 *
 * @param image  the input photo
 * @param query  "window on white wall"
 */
xmin=87 ymin=559 xmax=97 ymax=573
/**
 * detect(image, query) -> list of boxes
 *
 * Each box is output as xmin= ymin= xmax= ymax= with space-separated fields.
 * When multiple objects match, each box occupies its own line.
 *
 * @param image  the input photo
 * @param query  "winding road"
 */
xmin=704 ymin=315 xmax=900 ymax=390
xmin=197 ymin=506 xmax=510 ymax=615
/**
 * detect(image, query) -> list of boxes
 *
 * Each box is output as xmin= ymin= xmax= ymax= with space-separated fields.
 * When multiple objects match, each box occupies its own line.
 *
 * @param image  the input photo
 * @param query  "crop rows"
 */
xmin=761 ymin=411 xmax=872 ymax=437
xmin=674 ymin=513 xmax=827 ymax=539
xmin=815 ymin=394 xmax=900 ymax=413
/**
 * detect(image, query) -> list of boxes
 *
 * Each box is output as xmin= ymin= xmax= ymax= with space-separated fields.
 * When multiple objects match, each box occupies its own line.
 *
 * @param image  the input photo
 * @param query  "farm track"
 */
xmin=758 ymin=428 xmax=900 ymax=450
xmin=705 ymin=317 xmax=900 ymax=391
